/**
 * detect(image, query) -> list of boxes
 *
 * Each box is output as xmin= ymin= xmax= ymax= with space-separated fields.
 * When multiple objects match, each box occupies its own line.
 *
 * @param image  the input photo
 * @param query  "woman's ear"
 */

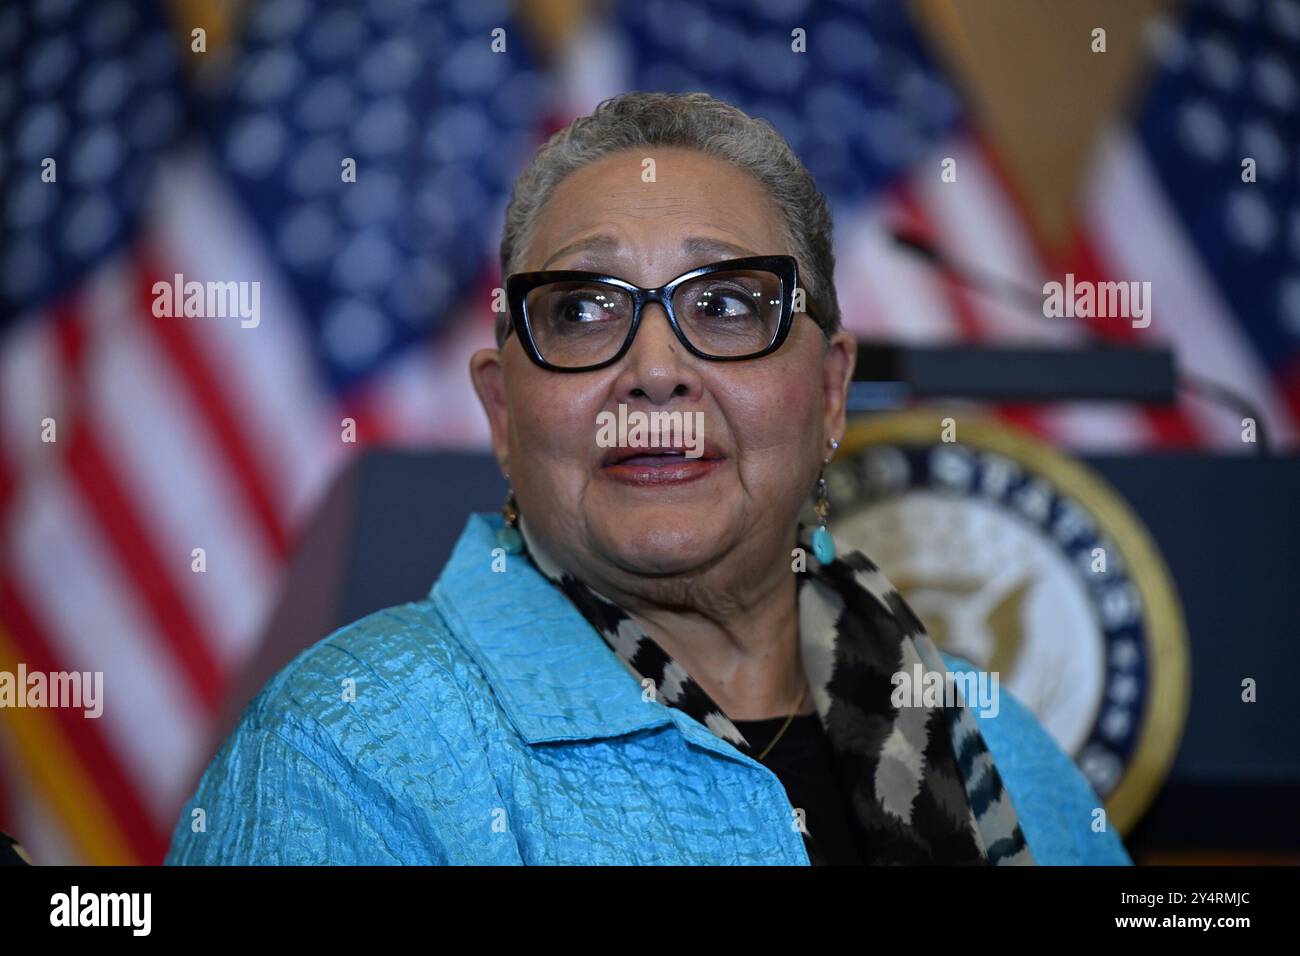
xmin=469 ymin=347 xmax=510 ymax=473
xmin=822 ymin=331 xmax=857 ymax=444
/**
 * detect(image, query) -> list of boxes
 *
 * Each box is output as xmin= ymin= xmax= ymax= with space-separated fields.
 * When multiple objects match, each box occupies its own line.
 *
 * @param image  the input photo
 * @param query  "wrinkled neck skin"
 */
xmin=521 ymin=512 xmax=814 ymax=721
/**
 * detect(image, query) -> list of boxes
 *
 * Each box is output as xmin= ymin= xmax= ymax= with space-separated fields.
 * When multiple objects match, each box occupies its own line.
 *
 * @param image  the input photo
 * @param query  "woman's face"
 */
xmin=471 ymin=147 xmax=855 ymax=583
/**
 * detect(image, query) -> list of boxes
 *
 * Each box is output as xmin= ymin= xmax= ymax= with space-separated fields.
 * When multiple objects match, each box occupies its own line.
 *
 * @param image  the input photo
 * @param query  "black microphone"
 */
xmin=888 ymin=226 xmax=1047 ymax=316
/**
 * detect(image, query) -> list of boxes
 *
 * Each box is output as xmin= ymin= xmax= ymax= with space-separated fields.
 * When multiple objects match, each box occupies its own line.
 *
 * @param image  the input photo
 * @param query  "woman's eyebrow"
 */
xmin=541 ymin=234 xmax=621 ymax=270
xmin=541 ymin=235 xmax=760 ymax=270
xmin=680 ymin=237 xmax=760 ymax=261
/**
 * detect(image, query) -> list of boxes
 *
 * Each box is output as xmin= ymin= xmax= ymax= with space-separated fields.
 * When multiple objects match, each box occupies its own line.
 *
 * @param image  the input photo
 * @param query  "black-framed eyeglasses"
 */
xmin=504 ymin=255 xmax=815 ymax=372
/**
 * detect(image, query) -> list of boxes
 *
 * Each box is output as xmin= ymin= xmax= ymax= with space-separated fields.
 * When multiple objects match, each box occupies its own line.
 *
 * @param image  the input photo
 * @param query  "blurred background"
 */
xmin=1 ymin=0 xmax=1298 ymax=865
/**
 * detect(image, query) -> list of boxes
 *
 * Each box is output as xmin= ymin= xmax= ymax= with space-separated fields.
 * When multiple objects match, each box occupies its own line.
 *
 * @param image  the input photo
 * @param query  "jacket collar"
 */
xmin=431 ymin=512 xmax=680 ymax=745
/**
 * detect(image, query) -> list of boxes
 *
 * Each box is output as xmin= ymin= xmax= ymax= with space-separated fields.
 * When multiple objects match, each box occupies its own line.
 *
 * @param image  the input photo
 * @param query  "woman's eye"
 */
xmin=558 ymin=294 xmax=617 ymax=323
xmin=690 ymin=286 xmax=760 ymax=320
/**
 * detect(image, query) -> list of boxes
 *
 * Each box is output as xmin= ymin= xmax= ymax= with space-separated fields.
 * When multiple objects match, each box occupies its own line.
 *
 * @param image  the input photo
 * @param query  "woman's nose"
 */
xmin=613 ymin=301 xmax=702 ymax=404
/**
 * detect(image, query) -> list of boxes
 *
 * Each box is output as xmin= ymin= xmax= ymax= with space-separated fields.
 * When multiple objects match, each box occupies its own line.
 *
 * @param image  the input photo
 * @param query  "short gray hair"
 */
xmin=496 ymin=91 xmax=841 ymax=347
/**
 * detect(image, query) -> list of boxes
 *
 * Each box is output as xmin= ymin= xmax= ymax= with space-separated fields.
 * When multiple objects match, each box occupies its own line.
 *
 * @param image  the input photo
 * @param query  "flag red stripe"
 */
xmin=53 ymin=297 xmax=89 ymax=376
xmin=1275 ymin=353 xmax=1300 ymax=430
xmin=337 ymin=387 xmax=398 ymax=447
xmin=0 ymin=575 xmax=169 ymax=863
xmin=64 ymin=425 xmax=225 ymax=714
xmin=0 ymin=452 xmax=13 ymax=533
xmin=131 ymin=247 xmax=293 ymax=560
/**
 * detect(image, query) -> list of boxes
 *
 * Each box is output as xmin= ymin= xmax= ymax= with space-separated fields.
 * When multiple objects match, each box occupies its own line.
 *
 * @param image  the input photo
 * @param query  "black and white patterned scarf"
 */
xmin=515 ymin=514 xmax=1036 ymax=866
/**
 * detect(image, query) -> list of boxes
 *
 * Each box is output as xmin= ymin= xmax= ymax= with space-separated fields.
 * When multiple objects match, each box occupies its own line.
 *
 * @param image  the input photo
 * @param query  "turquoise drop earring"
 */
xmin=811 ymin=439 xmax=839 ymax=564
xmin=497 ymin=481 xmax=523 ymax=555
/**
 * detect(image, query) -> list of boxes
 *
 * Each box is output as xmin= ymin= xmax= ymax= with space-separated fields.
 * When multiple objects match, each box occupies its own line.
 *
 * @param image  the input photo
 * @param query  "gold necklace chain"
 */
xmin=754 ymin=680 xmax=809 ymax=762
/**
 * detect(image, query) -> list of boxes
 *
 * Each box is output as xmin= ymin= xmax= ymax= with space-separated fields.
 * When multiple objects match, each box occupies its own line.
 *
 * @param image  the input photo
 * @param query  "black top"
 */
xmin=731 ymin=711 xmax=866 ymax=865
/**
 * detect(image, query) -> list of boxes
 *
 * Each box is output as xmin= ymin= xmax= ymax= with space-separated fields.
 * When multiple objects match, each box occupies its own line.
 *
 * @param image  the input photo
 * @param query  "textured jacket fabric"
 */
xmin=166 ymin=512 xmax=1133 ymax=865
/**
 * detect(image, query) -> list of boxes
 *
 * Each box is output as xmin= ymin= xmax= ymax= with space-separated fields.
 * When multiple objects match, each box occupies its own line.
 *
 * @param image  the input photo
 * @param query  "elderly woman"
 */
xmin=167 ymin=92 xmax=1130 ymax=866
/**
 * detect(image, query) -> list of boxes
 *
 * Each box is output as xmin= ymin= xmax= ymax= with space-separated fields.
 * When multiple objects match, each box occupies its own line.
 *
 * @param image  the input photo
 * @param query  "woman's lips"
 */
xmin=600 ymin=451 xmax=724 ymax=485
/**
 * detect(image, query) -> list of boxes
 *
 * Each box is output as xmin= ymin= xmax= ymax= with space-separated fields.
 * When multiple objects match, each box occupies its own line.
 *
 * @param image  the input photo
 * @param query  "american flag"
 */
xmin=0 ymin=0 xmax=547 ymax=864
xmin=0 ymin=0 xmax=1295 ymax=863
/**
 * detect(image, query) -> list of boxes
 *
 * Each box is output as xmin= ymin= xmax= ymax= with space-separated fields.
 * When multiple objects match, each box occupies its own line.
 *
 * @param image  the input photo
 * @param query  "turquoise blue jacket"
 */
xmin=166 ymin=512 xmax=1132 ymax=865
